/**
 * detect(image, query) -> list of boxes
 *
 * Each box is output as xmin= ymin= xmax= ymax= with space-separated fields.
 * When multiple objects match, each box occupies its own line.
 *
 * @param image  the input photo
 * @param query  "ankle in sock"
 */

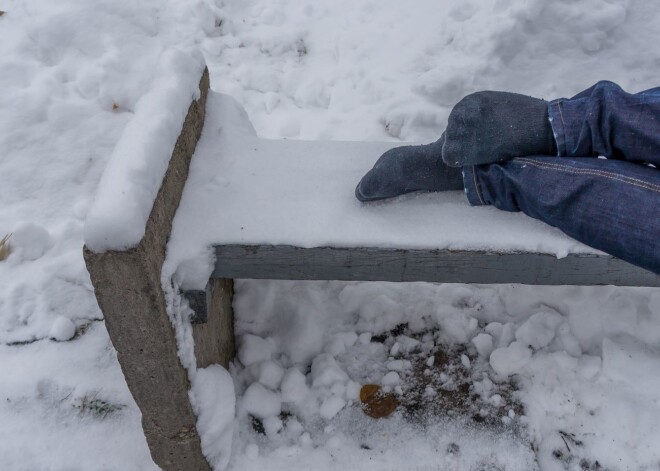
xmin=442 ymin=91 xmax=557 ymax=167
xmin=355 ymin=136 xmax=464 ymax=202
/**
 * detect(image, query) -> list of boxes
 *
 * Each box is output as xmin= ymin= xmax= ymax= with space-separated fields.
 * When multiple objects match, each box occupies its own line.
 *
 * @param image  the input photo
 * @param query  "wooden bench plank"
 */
xmin=212 ymin=244 xmax=660 ymax=287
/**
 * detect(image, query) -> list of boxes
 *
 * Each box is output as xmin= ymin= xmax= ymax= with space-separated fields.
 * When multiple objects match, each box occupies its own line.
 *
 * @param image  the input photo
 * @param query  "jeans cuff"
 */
xmin=548 ymin=99 xmax=568 ymax=156
xmin=462 ymin=166 xmax=488 ymax=206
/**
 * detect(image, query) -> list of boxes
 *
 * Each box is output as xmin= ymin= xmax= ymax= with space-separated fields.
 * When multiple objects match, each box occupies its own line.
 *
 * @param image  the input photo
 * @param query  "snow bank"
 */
xmin=0 ymin=0 xmax=227 ymax=467
xmin=201 ymin=0 xmax=659 ymax=143
xmin=84 ymin=49 xmax=205 ymax=253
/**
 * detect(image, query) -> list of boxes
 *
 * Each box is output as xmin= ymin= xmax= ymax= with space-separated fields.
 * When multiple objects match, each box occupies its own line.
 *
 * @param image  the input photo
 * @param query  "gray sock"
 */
xmin=442 ymin=91 xmax=557 ymax=167
xmin=355 ymin=135 xmax=464 ymax=202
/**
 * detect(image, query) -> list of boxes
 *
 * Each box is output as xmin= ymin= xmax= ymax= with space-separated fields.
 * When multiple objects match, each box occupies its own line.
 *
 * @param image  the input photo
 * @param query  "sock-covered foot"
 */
xmin=355 ymin=135 xmax=464 ymax=202
xmin=442 ymin=91 xmax=557 ymax=167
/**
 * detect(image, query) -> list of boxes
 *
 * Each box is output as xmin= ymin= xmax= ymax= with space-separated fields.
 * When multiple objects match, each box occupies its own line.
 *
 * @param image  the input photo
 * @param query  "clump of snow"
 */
xmin=48 ymin=316 xmax=76 ymax=342
xmin=280 ymin=368 xmax=309 ymax=405
xmin=381 ymin=371 xmax=400 ymax=387
xmin=515 ymin=308 xmax=564 ymax=350
xmin=8 ymin=223 xmax=53 ymax=263
xmin=490 ymin=341 xmax=533 ymax=378
xmin=191 ymin=365 xmax=235 ymax=470
xmin=262 ymin=416 xmax=283 ymax=438
xmin=319 ymin=396 xmax=346 ymax=420
xmin=241 ymin=383 xmax=281 ymax=419
xmin=238 ymin=335 xmax=275 ymax=367
xmin=311 ymin=354 xmax=349 ymax=388
xmin=472 ymin=333 xmax=494 ymax=358
xmin=84 ymin=48 xmax=205 ymax=253
xmin=257 ymin=360 xmax=285 ymax=390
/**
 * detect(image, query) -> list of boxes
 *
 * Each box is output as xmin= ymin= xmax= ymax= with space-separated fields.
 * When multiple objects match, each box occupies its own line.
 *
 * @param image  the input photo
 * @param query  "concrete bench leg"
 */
xmin=83 ymin=68 xmax=227 ymax=471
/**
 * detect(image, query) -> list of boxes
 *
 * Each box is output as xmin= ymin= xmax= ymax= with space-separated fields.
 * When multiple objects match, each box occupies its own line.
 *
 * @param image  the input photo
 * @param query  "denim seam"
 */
xmin=557 ymin=102 xmax=568 ymax=156
xmin=471 ymin=166 xmax=486 ymax=205
xmin=517 ymin=158 xmax=660 ymax=193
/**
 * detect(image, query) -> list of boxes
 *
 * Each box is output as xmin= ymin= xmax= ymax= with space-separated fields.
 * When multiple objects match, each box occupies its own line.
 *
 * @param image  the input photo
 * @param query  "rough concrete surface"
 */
xmin=84 ymin=68 xmax=218 ymax=471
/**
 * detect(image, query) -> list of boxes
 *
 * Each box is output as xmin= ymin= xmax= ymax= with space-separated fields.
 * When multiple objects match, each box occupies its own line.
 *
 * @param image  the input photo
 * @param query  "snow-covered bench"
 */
xmin=172 ymin=91 xmax=659 ymax=323
xmin=83 ymin=64 xmax=659 ymax=471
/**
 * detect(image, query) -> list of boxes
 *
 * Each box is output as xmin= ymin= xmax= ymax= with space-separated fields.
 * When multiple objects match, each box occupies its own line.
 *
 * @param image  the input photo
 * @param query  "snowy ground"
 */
xmin=1 ymin=0 xmax=659 ymax=470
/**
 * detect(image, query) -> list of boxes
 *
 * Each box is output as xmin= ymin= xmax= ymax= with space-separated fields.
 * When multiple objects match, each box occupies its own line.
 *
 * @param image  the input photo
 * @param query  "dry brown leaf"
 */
xmin=0 ymin=11 xmax=5 ymax=17
xmin=112 ymin=103 xmax=119 ymax=110
xmin=359 ymin=384 xmax=398 ymax=419
xmin=363 ymin=394 xmax=398 ymax=419
xmin=359 ymin=384 xmax=381 ymax=403
xmin=0 ymin=233 xmax=12 ymax=261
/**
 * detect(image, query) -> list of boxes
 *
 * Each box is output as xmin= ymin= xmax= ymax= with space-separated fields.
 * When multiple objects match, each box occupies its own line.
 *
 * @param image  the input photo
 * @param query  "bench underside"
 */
xmin=212 ymin=244 xmax=660 ymax=287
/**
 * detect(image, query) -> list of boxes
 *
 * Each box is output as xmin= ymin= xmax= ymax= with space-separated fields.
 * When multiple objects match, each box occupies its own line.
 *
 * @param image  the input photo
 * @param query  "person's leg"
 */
xmin=443 ymin=82 xmax=660 ymax=168
xmin=463 ymin=157 xmax=660 ymax=274
xmin=549 ymin=81 xmax=660 ymax=165
xmin=355 ymin=134 xmax=463 ymax=202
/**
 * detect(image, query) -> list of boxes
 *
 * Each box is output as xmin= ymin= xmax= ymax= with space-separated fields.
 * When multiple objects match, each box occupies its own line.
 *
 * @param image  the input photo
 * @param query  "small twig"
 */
xmin=0 ymin=233 xmax=11 ymax=261
xmin=558 ymin=430 xmax=583 ymax=453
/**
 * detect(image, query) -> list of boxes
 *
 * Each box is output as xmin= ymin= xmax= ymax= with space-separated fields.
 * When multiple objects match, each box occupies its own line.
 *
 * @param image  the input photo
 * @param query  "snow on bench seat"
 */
xmin=164 ymin=93 xmax=660 ymax=290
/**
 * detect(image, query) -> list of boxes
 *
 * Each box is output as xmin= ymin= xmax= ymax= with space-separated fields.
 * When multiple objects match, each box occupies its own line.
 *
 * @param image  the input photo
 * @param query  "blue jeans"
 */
xmin=463 ymin=82 xmax=660 ymax=274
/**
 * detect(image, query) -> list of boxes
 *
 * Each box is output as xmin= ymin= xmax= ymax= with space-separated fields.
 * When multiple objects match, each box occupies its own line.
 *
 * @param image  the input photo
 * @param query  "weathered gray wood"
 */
xmin=192 ymin=278 xmax=235 ymax=369
xmin=212 ymin=244 xmax=660 ymax=287
xmin=183 ymin=288 xmax=209 ymax=324
xmin=84 ymin=68 xmax=215 ymax=471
